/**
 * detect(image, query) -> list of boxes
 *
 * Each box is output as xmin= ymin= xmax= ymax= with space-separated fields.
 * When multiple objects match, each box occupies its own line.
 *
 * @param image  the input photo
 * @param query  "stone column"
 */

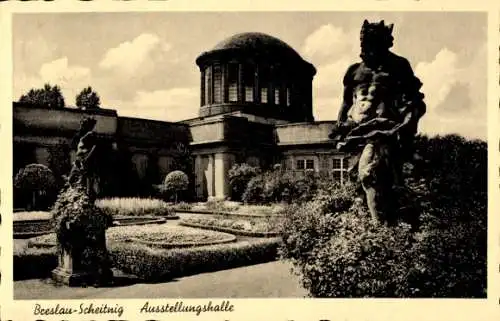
xmin=200 ymin=68 xmax=206 ymax=106
xmin=214 ymin=152 xmax=235 ymax=199
xmin=193 ymin=155 xmax=202 ymax=200
xmin=206 ymin=154 xmax=215 ymax=198
xmin=254 ymin=65 xmax=260 ymax=103
xmin=238 ymin=63 xmax=244 ymax=103
xmin=222 ymin=63 xmax=228 ymax=103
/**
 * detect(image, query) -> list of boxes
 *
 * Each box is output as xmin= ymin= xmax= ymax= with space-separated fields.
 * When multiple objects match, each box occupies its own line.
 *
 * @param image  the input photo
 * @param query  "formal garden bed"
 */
xmin=96 ymin=197 xmax=177 ymax=218
xmin=14 ymin=198 xmax=179 ymax=238
xmin=14 ymin=224 xmax=280 ymax=281
xmin=109 ymin=237 xmax=280 ymax=281
xmin=26 ymin=224 xmax=235 ymax=248
xmin=171 ymin=200 xmax=285 ymax=217
xmin=180 ymin=215 xmax=280 ymax=237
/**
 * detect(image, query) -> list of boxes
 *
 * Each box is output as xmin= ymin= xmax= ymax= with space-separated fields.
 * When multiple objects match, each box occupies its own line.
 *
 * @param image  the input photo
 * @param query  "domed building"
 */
xmin=13 ymin=32 xmax=348 ymax=203
xmin=195 ymin=32 xmax=316 ymax=122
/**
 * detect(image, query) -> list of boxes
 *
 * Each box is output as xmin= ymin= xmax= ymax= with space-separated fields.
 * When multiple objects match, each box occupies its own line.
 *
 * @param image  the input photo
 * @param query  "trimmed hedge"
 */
xmin=109 ymin=238 xmax=281 ymax=281
xmin=14 ymin=238 xmax=281 ymax=281
xmin=13 ymin=246 xmax=57 ymax=280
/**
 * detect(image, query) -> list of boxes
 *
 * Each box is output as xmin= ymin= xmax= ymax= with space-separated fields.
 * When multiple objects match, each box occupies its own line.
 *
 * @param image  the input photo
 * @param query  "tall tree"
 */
xmin=19 ymin=83 xmax=65 ymax=108
xmin=76 ymin=86 xmax=101 ymax=110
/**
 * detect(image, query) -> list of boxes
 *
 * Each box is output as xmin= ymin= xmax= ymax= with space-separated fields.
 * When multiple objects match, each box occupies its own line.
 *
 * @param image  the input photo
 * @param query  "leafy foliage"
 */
xmin=160 ymin=170 xmax=189 ymax=202
xmin=76 ymin=86 xmax=101 ymax=110
xmin=228 ymin=163 xmax=261 ymax=201
xmin=279 ymin=134 xmax=486 ymax=297
xmin=51 ymin=184 xmax=113 ymax=270
xmin=14 ymin=164 xmax=58 ymax=210
xmin=242 ymin=166 xmax=328 ymax=204
xmin=19 ymin=83 xmax=65 ymax=108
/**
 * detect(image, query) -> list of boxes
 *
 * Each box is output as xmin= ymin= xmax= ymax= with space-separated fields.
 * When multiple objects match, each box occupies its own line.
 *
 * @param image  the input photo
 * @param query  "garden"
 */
xmin=13 ymin=134 xmax=487 ymax=298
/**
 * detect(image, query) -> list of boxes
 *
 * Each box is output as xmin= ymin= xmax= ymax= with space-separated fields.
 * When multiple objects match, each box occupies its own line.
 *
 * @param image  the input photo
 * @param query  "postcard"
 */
xmin=0 ymin=1 xmax=499 ymax=320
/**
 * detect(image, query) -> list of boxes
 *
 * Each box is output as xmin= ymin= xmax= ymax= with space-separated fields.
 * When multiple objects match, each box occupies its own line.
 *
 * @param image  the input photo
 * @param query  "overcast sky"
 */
xmin=13 ymin=12 xmax=487 ymax=140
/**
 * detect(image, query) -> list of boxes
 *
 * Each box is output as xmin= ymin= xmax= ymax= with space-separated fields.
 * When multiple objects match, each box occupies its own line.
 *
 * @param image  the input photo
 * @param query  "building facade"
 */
xmin=13 ymin=32 xmax=348 ymax=201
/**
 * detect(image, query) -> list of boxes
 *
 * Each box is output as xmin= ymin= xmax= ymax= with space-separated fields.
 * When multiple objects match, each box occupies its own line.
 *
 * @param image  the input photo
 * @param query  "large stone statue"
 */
xmin=330 ymin=20 xmax=426 ymax=223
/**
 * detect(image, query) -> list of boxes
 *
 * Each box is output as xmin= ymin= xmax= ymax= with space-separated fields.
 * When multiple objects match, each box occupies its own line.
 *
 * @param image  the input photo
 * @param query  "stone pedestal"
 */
xmin=52 ymin=231 xmax=113 ymax=287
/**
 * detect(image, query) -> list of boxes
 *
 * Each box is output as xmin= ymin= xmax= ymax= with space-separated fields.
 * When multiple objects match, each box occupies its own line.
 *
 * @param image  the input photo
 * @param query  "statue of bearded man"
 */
xmin=331 ymin=20 xmax=426 ymax=223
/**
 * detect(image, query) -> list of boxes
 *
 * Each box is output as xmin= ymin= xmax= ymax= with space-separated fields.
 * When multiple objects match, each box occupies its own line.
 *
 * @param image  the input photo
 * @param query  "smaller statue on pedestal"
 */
xmin=51 ymin=117 xmax=113 ymax=287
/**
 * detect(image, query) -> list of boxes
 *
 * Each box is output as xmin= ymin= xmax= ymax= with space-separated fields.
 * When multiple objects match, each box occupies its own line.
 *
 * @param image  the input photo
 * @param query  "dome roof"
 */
xmin=212 ymin=32 xmax=300 ymax=56
xmin=196 ymin=32 xmax=314 ymax=74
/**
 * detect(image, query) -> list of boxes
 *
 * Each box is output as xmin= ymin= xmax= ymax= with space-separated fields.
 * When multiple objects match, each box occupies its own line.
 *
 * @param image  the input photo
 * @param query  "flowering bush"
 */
xmin=96 ymin=197 xmax=174 ymax=217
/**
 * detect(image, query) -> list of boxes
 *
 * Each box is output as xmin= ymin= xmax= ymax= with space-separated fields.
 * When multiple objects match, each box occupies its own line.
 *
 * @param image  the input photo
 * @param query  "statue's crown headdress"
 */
xmin=360 ymin=19 xmax=394 ymax=48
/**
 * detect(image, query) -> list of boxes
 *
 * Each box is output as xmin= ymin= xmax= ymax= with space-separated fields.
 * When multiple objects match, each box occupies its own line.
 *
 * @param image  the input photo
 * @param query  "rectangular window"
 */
xmin=296 ymin=159 xmax=305 ymax=170
xmin=205 ymin=66 xmax=212 ymax=104
xmin=228 ymin=63 xmax=238 ymax=102
xmin=244 ymin=65 xmax=255 ymax=102
xmin=333 ymin=158 xmax=342 ymax=170
xmin=261 ymin=87 xmax=268 ymax=103
xmin=274 ymin=88 xmax=280 ymax=105
xmin=259 ymin=67 xmax=270 ymax=104
xmin=306 ymin=159 xmax=314 ymax=170
xmin=286 ymin=87 xmax=291 ymax=106
xmin=332 ymin=157 xmax=347 ymax=185
xmin=213 ymin=64 xmax=222 ymax=103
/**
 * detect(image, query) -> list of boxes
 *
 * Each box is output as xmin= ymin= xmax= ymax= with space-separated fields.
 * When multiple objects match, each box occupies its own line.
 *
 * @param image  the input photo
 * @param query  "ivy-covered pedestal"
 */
xmin=51 ymin=117 xmax=113 ymax=287
xmin=51 ymin=185 xmax=113 ymax=287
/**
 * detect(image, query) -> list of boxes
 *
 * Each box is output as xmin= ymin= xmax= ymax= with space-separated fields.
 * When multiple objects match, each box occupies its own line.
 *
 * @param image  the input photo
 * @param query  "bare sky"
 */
xmin=12 ymin=12 xmax=487 ymax=139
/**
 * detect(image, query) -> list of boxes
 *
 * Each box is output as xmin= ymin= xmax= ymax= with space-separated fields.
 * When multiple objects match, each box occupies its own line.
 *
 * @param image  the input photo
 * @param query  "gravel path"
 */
xmin=15 ymin=261 xmax=307 ymax=299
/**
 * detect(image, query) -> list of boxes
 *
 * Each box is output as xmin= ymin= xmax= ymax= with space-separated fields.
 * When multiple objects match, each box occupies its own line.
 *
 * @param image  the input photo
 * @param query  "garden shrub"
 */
xmin=205 ymin=198 xmax=240 ymax=213
xmin=14 ymin=164 xmax=58 ymax=211
xmin=242 ymin=166 xmax=321 ymax=204
xmin=411 ymin=134 xmax=486 ymax=211
xmin=228 ymin=163 xmax=261 ymax=201
xmin=171 ymin=202 xmax=193 ymax=211
xmin=279 ymin=134 xmax=487 ymax=298
xmin=242 ymin=175 xmax=265 ymax=204
xmin=96 ymin=197 xmax=175 ymax=217
xmin=160 ymin=170 xmax=189 ymax=203
xmin=109 ymin=238 xmax=281 ymax=281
